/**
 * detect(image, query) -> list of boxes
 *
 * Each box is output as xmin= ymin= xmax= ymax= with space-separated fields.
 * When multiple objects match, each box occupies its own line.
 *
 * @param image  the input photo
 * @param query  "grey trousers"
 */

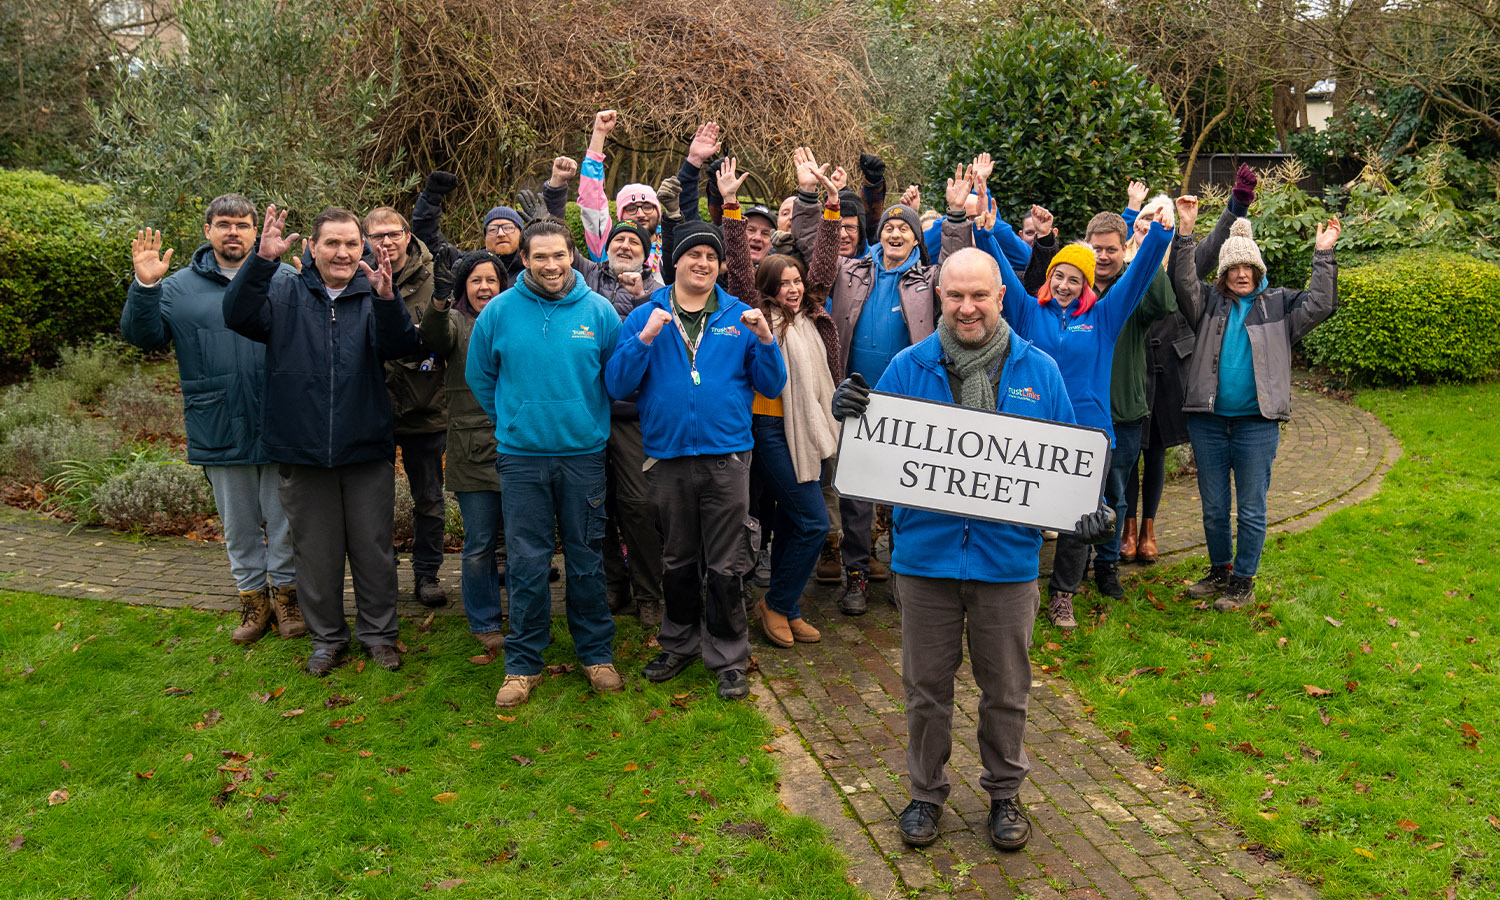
xmin=898 ymin=573 xmax=1040 ymax=803
xmin=604 ymin=419 xmax=664 ymax=611
xmin=277 ymin=459 xmax=400 ymax=653
xmin=204 ymin=463 xmax=294 ymax=592
xmin=839 ymin=496 xmax=873 ymax=574
xmin=646 ymin=453 xmax=752 ymax=672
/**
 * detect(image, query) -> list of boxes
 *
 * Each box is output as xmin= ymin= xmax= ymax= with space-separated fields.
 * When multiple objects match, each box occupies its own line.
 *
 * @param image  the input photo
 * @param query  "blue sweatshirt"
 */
xmin=606 ymin=284 xmax=788 ymax=459
xmin=993 ymin=222 xmax=1172 ymax=445
xmin=876 ymin=332 xmax=1076 ymax=583
xmin=465 ymin=272 xmax=621 ymax=456
xmin=845 ymin=245 xmax=920 ymax=388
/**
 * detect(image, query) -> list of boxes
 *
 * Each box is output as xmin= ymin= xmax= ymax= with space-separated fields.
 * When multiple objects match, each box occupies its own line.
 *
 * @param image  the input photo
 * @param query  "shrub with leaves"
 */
xmin=101 ymin=374 xmax=182 ymax=439
xmin=0 ymin=418 xmax=107 ymax=485
xmin=924 ymin=15 xmax=1180 ymax=237
xmin=52 ymin=449 xmax=214 ymax=533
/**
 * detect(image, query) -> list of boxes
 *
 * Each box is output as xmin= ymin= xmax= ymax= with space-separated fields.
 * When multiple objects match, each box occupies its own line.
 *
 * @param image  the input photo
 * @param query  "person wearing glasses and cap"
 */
xmin=411 ymin=169 xmax=526 ymax=289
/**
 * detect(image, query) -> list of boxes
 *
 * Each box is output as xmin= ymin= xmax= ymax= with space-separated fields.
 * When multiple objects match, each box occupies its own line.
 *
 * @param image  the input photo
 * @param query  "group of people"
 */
xmin=121 ymin=109 xmax=1342 ymax=854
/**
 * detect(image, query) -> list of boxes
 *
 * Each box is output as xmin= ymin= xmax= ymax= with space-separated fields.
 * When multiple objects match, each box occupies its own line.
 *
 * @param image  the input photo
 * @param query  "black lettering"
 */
xmin=945 ymin=467 xmax=968 ymax=496
xmin=957 ymin=431 xmax=982 ymax=458
xmin=991 ymin=475 xmax=1012 ymax=503
xmin=986 ymin=435 xmax=1011 ymax=464
xmin=969 ymin=470 xmax=991 ymax=497
xmin=1015 ymin=478 xmax=1040 ymax=506
xmin=901 ymin=420 xmax=925 ymax=450
xmin=944 ymin=427 xmax=957 ymax=455
xmin=1048 ymin=445 xmax=1071 ymax=473
xmin=921 ymin=424 xmax=941 ymax=452
xmin=924 ymin=462 xmax=944 ymax=491
xmin=1072 ymin=449 xmax=1095 ymax=478
xmin=900 ymin=460 xmax=919 ymax=488
xmin=854 ymin=415 xmax=888 ymax=443
xmin=1011 ymin=441 xmax=1031 ymax=469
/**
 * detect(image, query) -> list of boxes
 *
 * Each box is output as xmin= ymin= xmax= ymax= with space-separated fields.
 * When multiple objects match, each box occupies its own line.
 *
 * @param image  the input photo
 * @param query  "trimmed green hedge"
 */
xmin=0 ymin=169 xmax=128 ymax=368
xmin=1303 ymin=250 xmax=1500 ymax=384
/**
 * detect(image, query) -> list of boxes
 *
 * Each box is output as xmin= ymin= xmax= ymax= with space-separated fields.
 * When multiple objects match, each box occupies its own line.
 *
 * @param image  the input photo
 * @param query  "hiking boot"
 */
xmin=867 ymin=552 xmax=890 ymax=583
xmin=788 ymin=616 xmax=821 ymax=643
xmin=815 ymin=535 xmax=842 ymax=584
xmin=753 ymin=544 xmax=772 ymax=588
xmin=584 ymin=663 xmax=625 ymax=693
xmin=840 ymin=570 xmax=869 ymax=616
xmin=473 ymin=631 xmax=505 ymax=657
xmin=643 ymin=651 xmax=697 ymax=683
xmin=414 ymin=575 xmax=447 ymax=608
xmin=716 ymin=668 xmax=750 ymax=701
xmin=306 ymin=646 xmax=344 ymax=676
xmin=369 ymin=644 xmax=401 ymax=671
xmin=1093 ymin=560 xmax=1124 ymax=599
xmin=988 ymin=796 xmax=1031 ymax=851
xmin=1186 ymin=565 xmax=1232 ymax=599
xmin=637 ymin=599 xmax=663 ymax=629
xmin=494 ymin=673 xmax=545 ymax=708
xmin=1136 ymin=518 xmax=1159 ymax=564
xmin=1214 ymin=575 xmax=1256 ymax=611
xmin=897 ymin=799 xmax=942 ymax=846
xmin=1120 ymin=518 xmax=1137 ymax=562
xmin=1047 ymin=591 xmax=1078 ymax=629
xmin=268 ymin=584 xmax=307 ymax=639
xmin=232 ymin=588 xmax=273 ymax=644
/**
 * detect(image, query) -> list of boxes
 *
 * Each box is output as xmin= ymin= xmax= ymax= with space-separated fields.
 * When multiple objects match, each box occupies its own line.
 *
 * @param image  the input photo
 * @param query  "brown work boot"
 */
xmin=494 ymin=673 xmax=545 ymax=708
xmin=232 ymin=588 xmax=273 ymax=644
xmin=788 ymin=616 xmax=821 ymax=643
xmin=757 ymin=598 xmax=793 ymax=648
xmin=269 ymin=584 xmax=307 ymax=639
xmin=1120 ymin=518 xmax=1137 ymax=562
xmin=584 ymin=663 xmax=625 ymax=693
xmin=1136 ymin=518 xmax=1159 ymax=564
xmin=473 ymin=631 xmax=505 ymax=660
xmin=815 ymin=534 xmax=842 ymax=584
xmin=867 ymin=552 xmax=890 ymax=583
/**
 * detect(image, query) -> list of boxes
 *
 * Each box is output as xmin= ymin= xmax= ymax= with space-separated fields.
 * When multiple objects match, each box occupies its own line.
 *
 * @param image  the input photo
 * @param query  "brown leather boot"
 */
xmin=269 ymin=585 xmax=307 ymax=639
xmin=757 ymin=598 xmax=793 ymax=648
xmin=867 ymin=552 xmax=890 ymax=583
xmin=815 ymin=534 xmax=842 ymax=584
xmin=232 ymin=588 xmax=273 ymax=644
xmin=1120 ymin=518 xmax=1138 ymax=562
xmin=788 ymin=617 xmax=821 ymax=643
xmin=1136 ymin=518 xmax=1159 ymax=564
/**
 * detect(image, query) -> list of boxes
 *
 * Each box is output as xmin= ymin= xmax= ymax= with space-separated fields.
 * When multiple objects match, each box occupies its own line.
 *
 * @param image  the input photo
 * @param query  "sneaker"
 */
xmin=840 ymin=570 xmax=869 ymax=616
xmin=369 ymin=644 xmax=402 ymax=671
xmin=306 ymin=646 xmax=344 ymax=676
xmin=494 ymin=673 xmax=545 ymax=708
xmin=897 ymin=799 xmax=942 ymax=846
xmin=1214 ymin=575 xmax=1256 ymax=611
xmin=753 ymin=544 xmax=772 ymax=588
xmin=815 ymin=536 xmax=842 ymax=584
xmin=584 ymin=663 xmax=625 ymax=693
xmin=414 ymin=575 xmax=447 ymax=608
xmin=269 ymin=584 xmax=307 ymax=639
xmin=1093 ymin=560 xmax=1124 ymax=599
xmin=988 ymin=796 xmax=1031 ymax=851
xmin=1047 ymin=591 xmax=1078 ymax=629
xmin=642 ymin=651 xmax=697 ymax=683
xmin=716 ymin=668 xmax=750 ymax=701
xmin=1186 ymin=565 xmax=1232 ymax=599
xmin=232 ymin=588 xmax=273 ymax=645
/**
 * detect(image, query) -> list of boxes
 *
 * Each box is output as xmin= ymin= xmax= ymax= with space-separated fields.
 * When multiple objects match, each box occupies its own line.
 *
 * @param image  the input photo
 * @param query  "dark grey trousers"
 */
xmin=278 ymin=459 xmax=400 ymax=653
xmin=604 ymin=419 xmax=664 ymax=614
xmin=646 ymin=453 xmax=752 ymax=672
xmin=898 ymin=574 xmax=1040 ymax=803
xmin=839 ymin=496 xmax=873 ymax=574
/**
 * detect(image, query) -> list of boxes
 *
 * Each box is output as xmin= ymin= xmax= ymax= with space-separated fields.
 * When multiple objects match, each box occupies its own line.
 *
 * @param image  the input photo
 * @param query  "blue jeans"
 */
xmin=751 ymin=416 xmax=829 ymax=619
xmin=497 ymin=452 xmax=614 ymax=676
xmin=1096 ymin=418 xmax=1145 ymax=563
xmin=454 ymin=490 xmax=505 ymax=635
xmin=1186 ymin=414 xmax=1281 ymax=577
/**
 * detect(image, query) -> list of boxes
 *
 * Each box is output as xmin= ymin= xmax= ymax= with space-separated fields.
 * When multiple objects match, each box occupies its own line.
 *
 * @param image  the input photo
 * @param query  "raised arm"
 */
xmin=542 ymin=155 xmax=577 ymax=221
xmin=1285 ymin=218 xmax=1341 ymax=343
xmin=417 ymin=295 xmax=459 ymax=360
xmin=120 ymin=228 xmax=175 ymax=351
xmin=717 ymin=158 xmax=765 ymax=307
xmin=1194 ymin=164 xmax=1257 ymax=279
xmin=805 ymin=171 xmax=844 ymax=299
xmin=1168 ymin=196 xmax=1207 ymax=329
xmin=1020 ymin=205 xmax=1057 ymax=296
xmin=412 ymin=172 xmax=460 ymax=268
xmin=223 ymin=205 xmax=298 ymax=343
xmin=579 ymin=110 xmax=617 ymax=261
xmin=789 ymin=147 xmax=828 ymax=261
xmin=859 ymin=153 xmax=888 ymax=246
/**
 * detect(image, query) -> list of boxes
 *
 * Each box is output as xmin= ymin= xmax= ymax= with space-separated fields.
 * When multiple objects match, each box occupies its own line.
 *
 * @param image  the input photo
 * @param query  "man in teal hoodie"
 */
xmin=465 ymin=220 xmax=624 ymax=709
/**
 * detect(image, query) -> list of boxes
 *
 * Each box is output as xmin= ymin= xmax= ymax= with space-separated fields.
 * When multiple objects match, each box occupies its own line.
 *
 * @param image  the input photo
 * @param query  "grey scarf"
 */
xmin=938 ymin=317 xmax=1012 ymax=410
xmin=522 ymin=269 xmax=572 ymax=301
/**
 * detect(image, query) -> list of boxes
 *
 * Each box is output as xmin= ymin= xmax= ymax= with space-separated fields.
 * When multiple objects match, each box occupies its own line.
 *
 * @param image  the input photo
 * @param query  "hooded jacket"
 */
xmin=605 ymin=284 xmax=788 ymax=459
xmin=120 ymin=243 xmax=280 ymax=466
xmin=419 ymin=301 xmax=500 ymax=494
xmin=222 ymin=249 xmax=422 ymax=467
xmin=876 ymin=331 xmax=1076 ymax=583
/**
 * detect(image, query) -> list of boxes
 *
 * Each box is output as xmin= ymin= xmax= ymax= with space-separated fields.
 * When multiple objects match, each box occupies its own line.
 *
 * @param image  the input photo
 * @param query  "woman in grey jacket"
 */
xmin=1168 ymin=197 xmax=1341 ymax=610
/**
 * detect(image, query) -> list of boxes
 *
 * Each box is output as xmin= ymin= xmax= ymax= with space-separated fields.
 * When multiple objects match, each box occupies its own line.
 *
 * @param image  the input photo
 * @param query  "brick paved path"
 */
xmin=0 ymin=386 xmax=1397 ymax=899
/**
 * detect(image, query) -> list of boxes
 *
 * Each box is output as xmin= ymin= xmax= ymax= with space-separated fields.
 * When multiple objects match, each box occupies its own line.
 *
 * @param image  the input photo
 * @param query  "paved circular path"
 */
xmin=0 ymin=385 xmax=1398 ymax=900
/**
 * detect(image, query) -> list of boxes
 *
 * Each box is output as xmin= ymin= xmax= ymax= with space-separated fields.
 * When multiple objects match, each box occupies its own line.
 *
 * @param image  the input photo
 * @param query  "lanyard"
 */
xmin=670 ymin=292 xmax=710 ymax=386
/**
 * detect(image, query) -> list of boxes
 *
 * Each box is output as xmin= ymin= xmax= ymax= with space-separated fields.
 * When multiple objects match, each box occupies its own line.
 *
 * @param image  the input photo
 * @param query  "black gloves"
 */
xmin=433 ymin=260 xmax=454 ymax=308
xmin=859 ymin=153 xmax=886 ymax=187
xmin=425 ymin=171 xmax=458 ymax=196
xmin=1072 ymin=502 xmax=1117 ymax=544
xmin=831 ymin=373 xmax=871 ymax=421
xmin=516 ymin=189 xmax=546 ymax=225
xmin=703 ymin=158 xmax=725 ymax=207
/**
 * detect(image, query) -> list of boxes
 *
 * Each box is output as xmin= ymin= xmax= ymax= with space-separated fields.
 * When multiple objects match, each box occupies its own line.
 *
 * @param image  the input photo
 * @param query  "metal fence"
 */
xmin=1179 ymin=152 xmax=1362 ymax=196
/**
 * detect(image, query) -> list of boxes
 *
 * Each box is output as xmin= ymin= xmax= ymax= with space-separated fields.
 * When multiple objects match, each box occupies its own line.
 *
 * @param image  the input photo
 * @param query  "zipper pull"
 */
xmin=330 ymin=302 xmax=337 ymax=324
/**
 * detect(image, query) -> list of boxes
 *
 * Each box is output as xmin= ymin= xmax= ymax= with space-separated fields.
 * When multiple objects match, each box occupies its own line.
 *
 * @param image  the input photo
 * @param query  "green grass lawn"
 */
xmin=0 ymin=594 xmax=861 ymax=899
xmin=1047 ymin=381 xmax=1500 ymax=899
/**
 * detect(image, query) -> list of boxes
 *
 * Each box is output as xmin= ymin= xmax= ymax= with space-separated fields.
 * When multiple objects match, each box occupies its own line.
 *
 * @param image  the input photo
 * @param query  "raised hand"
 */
xmin=1232 ymin=163 xmax=1258 ymax=206
xmin=593 ymin=109 xmax=618 ymax=137
xmin=900 ymin=184 xmax=921 ymax=209
xmin=424 ymin=171 xmax=458 ymax=196
xmin=1152 ymin=205 xmax=1173 ymax=229
xmin=359 ymin=244 xmax=396 ymax=300
xmin=549 ymin=156 xmax=579 ymax=187
xmin=830 ymin=166 xmax=849 ymax=191
xmin=716 ymin=157 xmax=749 ymax=206
xmin=812 ymin=164 xmax=840 ymax=207
xmin=257 ymin=205 xmax=299 ymax=261
xmin=1126 ymin=180 xmax=1148 ymax=211
xmin=859 ymin=152 xmax=886 ymax=186
xmin=618 ymin=271 xmax=645 ymax=299
xmin=1174 ymin=195 xmax=1199 ymax=235
xmin=640 ymin=307 xmax=674 ymax=344
xmin=944 ymin=163 xmax=973 ymax=213
xmin=1315 ymin=217 xmax=1342 ymax=251
xmin=1029 ymin=204 xmax=1054 ymax=237
xmin=794 ymin=147 xmax=821 ymax=193
xmin=740 ymin=307 xmax=773 ymax=343
xmin=687 ymin=121 xmax=722 ymax=167
xmin=131 ymin=228 xmax=174 ymax=285
xmin=974 ymin=176 xmax=992 ymax=224
xmin=972 ymin=152 xmax=994 ymax=184
xmin=831 ymin=373 xmax=871 ymax=421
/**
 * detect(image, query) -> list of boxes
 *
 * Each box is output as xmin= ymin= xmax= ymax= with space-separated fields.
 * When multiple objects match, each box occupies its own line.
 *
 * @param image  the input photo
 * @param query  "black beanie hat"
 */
xmin=876 ymin=203 xmax=929 ymax=265
xmin=670 ymin=220 xmax=725 ymax=267
xmin=606 ymin=221 xmax=653 ymax=254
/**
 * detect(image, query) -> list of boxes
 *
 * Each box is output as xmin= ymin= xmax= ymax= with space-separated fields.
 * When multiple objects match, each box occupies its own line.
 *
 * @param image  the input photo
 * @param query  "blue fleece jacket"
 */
xmin=994 ymin=221 xmax=1172 ymax=445
xmin=845 ymin=245 xmax=920 ymax=388
xmin=876 ymin=332 xmax=1077 ymax=583
xmin=465 ymin=271 xmax=621 ymax=456
xmin=606 ymin=284 xmax=787 ymax=459
xmin=1213 ymin=278 xmax=1269 ymax=416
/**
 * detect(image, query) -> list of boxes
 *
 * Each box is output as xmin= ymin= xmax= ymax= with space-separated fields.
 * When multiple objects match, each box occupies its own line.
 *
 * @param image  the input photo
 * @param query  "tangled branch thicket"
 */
xmin=343 ymin=0 xmax=875 ymax=236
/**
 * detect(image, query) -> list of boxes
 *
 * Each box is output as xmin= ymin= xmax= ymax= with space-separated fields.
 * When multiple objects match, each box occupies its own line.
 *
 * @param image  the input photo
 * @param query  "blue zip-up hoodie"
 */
xmin=223 ymin=249 xmax=422 ymax=467
xmin=992 ymin=221 xmax=1171 ymax=445
xmin=465 ymin=271 xmax=621 ymax=456
xmin=876 ymin=331 xmax=1076 ymax=583
xmin=606 ymin=283 xmax=787 ymax=459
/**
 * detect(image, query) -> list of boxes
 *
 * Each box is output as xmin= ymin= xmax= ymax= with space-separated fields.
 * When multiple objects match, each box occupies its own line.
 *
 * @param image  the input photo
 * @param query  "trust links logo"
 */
xmin=1007 ymin=386 xmax=1041 ymax=403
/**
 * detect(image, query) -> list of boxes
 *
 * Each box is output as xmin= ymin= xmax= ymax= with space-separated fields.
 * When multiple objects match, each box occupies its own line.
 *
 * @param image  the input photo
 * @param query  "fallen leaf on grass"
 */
xmin=684 ymin=788 xmax=719 ymax=807
xmin=48 ymin=789 xmax=69 ymax=806
xmin=511 ymin=756 xmax=533 ymax=767
xmin=1199 ymin=692 xmax=1217 ymax=707
xmin=359 ymin=750 xmax=373 ymax=758
xmin=281 ymin=709 xmax=305 ymax=718
xmin=1345 ymin=680 xmax=1359 ymax=693
xmin=591 ymin=840 xmax=609 ymax=850
xmin=192 ymin=709 xmax=224 ymax=731
xmin=7 ymin=834 xmax=25 ymax=851
xmin=208 ymin=833 xmax=224 ymax=846
xmin=251 ymin=687 xmax=286 ymax=704
xmin=1304 ymin=685 xmax=1333 ymax=697
xmin=643 ymin=709 xmax=664 ymax=724
xmin=72 ymin=635 xmax=98 ymax=652
xmin=495 ymin=714 xmax=516 ymax=722
xmin=161 ymin=686 xmax=193 ymax=696
xmin=546 ymin=663 xmax=576 ymax=676
xmin=623 ymin=762 xmax=638 ymax=772
xmin=1232 ymin=741 xmax=1265 ymax=758
xmin=428 ymin=878 xmax=466 ymax=890
xmin=1127 ymin=666 xmax=1165 ymax=678
xmin=1360 ymin=642 xmax=1373 ymax=654
xmin=432 ymin=792 xmax=458 ymax=803
xmin=1398 ymin=819 xmax=1420 ymax=832
xmin=1427 ymin=841 xmax=1445 ymax=850
xmin=1354 ymin=847 xmax=1377 ymax=860
xmin=135 ymin=770 xmax=154 ymax=779
xmin=419 ymin=612 xmax=436 ymax=634
xmin=761 ymin=744 xmax=780 ymax=753
xmin=325 ymin=694 xmax=354 ymax=709
xmin=1259 ymin=788 xmax=1274 ymax=801
xmin=386 ymin=767 xmax=410 ymax=776
xmin=1319 ymin=709 xmax=1331 ymax=726
xmin=254 ymin=845 xmax=276 ymax=858
xmin=380 ymin=690 xmax=413 ymax=703
xmin=611 ymin=821 xmax=629 ymax=840
xmin=467 ymin=654 xmax=496 ymax=665
xmin=1487 ymin=814 xmax=1500 ymax=830
xmin=1324 ymin=616 xmax=1343 ymax=627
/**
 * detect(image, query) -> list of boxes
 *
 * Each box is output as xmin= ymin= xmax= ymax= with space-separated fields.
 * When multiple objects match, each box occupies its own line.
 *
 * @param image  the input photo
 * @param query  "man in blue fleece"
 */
xmin=466 ymin=220 xmax=624 ymax=709
xmin=605 ymin=220 xmax=787 ymax=701
xmin=830 ymin=248 xmax=1113 ymax=852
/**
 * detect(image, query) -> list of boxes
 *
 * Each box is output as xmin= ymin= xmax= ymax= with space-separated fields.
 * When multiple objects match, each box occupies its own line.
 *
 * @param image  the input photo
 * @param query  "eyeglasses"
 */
xmin=837 ymin=223 xmax=861 ymax=235
xmin=368 ymin=229 xmax=407 ymax=243
xmin=209 ymin=221 xmax=255 ymax=233
xmin=485 ymin=222 xmax=520 ymax=236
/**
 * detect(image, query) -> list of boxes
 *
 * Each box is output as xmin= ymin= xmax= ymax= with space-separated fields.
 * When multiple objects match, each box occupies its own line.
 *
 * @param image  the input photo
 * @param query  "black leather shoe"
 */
xmin=306 ymin=646 xmax=344 ymax=676
xmin=839 ymin=570 xmax=869 ymax=616
xmin=369 ymin=644 xmax=402 ymax=671
xmin=716 ymin=669 xmax=749 ymax=701
xmin=1093 ymin=560 xmax=1124 ymax=599
xmin=897 ymin=799 xmax=942 ymax=846
xmin=642 ymin=651 xmax=697 ymax=683
xmin=988 ymin=796 xmax=1031 ymax=850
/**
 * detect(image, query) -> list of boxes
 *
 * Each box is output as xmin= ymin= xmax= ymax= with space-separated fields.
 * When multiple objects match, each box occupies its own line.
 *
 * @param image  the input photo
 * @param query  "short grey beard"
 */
xmin=609 ymin=258 xmax=642 ymax=276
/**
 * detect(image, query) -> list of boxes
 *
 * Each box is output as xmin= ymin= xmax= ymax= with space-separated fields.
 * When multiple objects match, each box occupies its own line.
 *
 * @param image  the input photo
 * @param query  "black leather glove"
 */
xmin=433 ymin=260 xmax=454 ymax=308
xmin=1072 ymin=502 xmax=1117 ymax=544
xmin=424 ymin=171 xmax=458 ymax=196
xmin=516 ymin=189 xmax=545 ymax=224
xmin=703 ymin=158 xmax=725 ymax=206
xmin=831 ymin=373 xmax=871 ymax=421
xmin=859 ymin=152 xmax=886 ymax=187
